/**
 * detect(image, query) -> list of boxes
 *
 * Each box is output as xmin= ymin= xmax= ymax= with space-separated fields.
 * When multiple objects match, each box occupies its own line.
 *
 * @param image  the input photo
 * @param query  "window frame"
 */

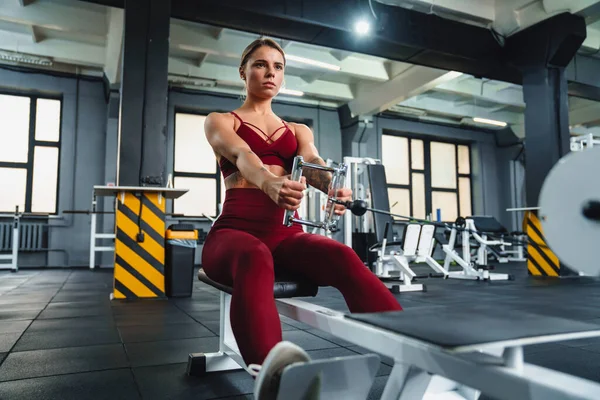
xmin=0 ymin=90 xmax=63 ymax=215
xmin=382 ymin=129 xmax=473 ymax=222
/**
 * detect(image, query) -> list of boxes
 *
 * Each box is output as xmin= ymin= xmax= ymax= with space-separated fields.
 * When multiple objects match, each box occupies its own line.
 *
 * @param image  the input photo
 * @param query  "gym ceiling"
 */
xmin=2 ymin=0 xmax=600 ymax=139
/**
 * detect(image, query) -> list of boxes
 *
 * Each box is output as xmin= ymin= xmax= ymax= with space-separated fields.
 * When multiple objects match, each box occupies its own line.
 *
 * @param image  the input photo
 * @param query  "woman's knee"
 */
xmin=234 ymin=244 xmax=275 ymax=277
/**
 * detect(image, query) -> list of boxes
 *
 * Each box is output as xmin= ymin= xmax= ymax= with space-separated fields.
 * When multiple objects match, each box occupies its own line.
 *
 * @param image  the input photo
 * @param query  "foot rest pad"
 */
xmin=277 ymin=354 xmax=380 ymax=400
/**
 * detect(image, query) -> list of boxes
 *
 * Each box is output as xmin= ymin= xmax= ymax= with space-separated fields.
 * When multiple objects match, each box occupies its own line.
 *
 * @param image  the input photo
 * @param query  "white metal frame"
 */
xmin=0 ymin=212 xmax=19 ymax=272
xmin=375 ymin=224 xmax=448 ymax=292
xmin=89 ymin=185 xmax=188 ymax=269
xmin=342 ymin=156 xmax=381 ymax=248
xmin=442 ymin=219 xmax=511 ymax=281
xmin=570 ymin=133 xmax=600 ymax=152
xmin=191 ymin=290 xmax=600 ymax=400
xmin=89 ymin=190 xmax=115 ymax=269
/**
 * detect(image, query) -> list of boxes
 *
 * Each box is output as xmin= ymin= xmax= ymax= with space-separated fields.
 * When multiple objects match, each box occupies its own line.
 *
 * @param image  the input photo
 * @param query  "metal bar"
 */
xmin=89 ymin=196 xmax=97 ymax=269
xmin=11 ymin=215 xmax=18 ymax=271
xmin=300 ymin=161 xmax=336 ymax=173
xmin=96 ymin=234 xmax=116 ymax=239
xmin=94 ymin=247 xmax=115 ymax=252
xmin=289 ymin=218 xmax=325 ymax=230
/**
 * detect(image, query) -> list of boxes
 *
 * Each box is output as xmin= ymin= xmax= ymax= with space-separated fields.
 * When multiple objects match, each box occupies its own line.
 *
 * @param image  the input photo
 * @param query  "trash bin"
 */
xmin=165 ymin=224 xmax=198 ymax=298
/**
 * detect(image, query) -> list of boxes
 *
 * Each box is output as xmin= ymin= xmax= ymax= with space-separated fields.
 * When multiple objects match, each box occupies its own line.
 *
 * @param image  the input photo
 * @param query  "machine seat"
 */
xmin=198 ymin=268 xmax=319 ymax=298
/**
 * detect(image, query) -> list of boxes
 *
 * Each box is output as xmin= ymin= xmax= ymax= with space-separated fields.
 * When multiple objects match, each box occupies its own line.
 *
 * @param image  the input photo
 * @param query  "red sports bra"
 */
xmin=218 ymin=112 xmax=298 ymax=179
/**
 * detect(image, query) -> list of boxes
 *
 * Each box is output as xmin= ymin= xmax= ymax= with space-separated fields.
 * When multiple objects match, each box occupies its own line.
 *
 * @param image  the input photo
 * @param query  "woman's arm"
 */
xmin=204 ymin=112 xmax=305 ymax=210
xmin=293 ymin=123 xmax=332 ymax=193
xmin=294 ymin=123 xmax=352 ymax=215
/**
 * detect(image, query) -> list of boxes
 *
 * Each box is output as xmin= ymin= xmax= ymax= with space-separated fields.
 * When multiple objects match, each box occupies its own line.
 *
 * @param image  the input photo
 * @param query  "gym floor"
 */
xmin=1 ymin=263 xmax=600 ymax=400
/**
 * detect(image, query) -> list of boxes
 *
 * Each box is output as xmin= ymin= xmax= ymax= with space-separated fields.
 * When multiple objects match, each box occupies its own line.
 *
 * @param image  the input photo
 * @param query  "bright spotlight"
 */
xmin=354 ymin=20 xmax=370 ymax=35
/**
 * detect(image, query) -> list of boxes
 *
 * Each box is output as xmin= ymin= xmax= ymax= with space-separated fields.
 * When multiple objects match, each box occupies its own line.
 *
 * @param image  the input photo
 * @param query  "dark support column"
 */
xmin=522 ymin=67 xmax=571 ymax=207
xmin=505 ymin=13 xmax=586 ymax=207
xmin=118 ymin=0 xmax=171 ymax=186
xmin=506 ymin=13 xmax=586 ymax=277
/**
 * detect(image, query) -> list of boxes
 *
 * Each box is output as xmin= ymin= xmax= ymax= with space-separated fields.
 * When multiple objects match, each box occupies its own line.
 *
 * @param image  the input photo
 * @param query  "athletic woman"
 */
xmin=202 ymin=37 xmax=403 ymax=399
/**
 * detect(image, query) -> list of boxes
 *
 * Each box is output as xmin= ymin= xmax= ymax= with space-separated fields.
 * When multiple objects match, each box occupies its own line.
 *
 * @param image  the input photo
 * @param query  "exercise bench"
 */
xmin=188 ymin=269 xmax=600 ymax=400
xmin=187 ymin=269 xmax=380 ymax=400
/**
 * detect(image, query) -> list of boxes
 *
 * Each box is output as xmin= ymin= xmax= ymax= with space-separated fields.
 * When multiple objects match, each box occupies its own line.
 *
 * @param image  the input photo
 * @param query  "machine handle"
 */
xmin=283 ymin=156 xmax=304 ymax=227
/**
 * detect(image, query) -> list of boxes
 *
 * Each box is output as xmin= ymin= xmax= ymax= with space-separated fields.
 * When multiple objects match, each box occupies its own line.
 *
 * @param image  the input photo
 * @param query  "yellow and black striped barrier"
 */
xmin=525 ymin=211 xmax=560 ymax=277
xmin=113 ymin=192 xmax=166 ymax=299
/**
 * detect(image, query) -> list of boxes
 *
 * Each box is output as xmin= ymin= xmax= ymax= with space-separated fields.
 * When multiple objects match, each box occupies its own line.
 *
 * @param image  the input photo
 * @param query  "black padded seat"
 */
xmin=469 ymin=216 xmax=508 ymax=234
xmin=347 ymin=307 xmax=600 ymax=349
xmin=198 ymin=268 xmax=319 ymax=298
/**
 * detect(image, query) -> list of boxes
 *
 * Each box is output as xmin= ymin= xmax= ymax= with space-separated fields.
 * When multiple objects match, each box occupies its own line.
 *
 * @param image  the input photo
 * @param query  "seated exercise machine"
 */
xmin=438 ymin=217 xmax=515 ymax=281
xmin=188 ymin=153 xmax=600 ymax=399
xmin=372 ymin=222 xmax=447 ymax=293
xmin=340 ymin=158 xmax=446 ymax=292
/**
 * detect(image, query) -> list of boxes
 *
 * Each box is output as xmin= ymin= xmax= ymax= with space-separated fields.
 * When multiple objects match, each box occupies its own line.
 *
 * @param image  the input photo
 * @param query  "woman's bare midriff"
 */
xmin=223 ymin=164 xmax=287 ymax=190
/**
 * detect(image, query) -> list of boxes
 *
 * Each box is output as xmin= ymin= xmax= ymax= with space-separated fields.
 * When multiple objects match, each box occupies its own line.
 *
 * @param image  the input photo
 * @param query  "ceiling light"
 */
xmin=285 ymin=54 xmax=341 ymax=71
xmin=473 ymin=117 xmax=508 ymax=127
xmin=279 ymin=88 xmax=304 ymax=96
xmin=0 ymin=50 xmax=52 ymax=66
xmin=354 ymin=20 xmax=370 ymax=35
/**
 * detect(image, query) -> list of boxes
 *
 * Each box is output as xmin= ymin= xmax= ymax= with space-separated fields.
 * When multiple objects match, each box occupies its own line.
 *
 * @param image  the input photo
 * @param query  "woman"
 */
xmin=202 ymin=37 xmax=402 ymax=399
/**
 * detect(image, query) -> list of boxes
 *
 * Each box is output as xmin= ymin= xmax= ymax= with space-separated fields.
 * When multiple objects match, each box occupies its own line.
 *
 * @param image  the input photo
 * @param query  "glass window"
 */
xmin=172 ymin=112 xmax=223 ymax=217
xmin=0 ymin=94 xmax=61 ymax=214
xmin=0 ymin=168 xmax=27 ymax=212
xmin=174 ymin=113 xmax=215 ymax=174
xmin=0 ymin=94 xmax=31 ymax=163
xmin=382 ymin=135 xmax=409 ymax=185
xmin=31 ymin=147 xmax=59 ymax=213
xmin=458 ymin=145 xmax=470 ymax=174
xmin=431 ymin=142 xmax=457 ymax=189
xmin=387 ymin=188 xmax=410 ymax=220
xmin=173 ymin=177 xmax=217 ymax=217
xmin=411 ymin=173 xmax=425 ymax=220
xmin=35 ymin=99 xmax=61 ymax=142
xmin=411 ymin=139 xmax=424 ymax=170
xmin=432 ymin=191 xmax=458 ymax=222
xmin=459 ymin=177 xmax=472 ymax=217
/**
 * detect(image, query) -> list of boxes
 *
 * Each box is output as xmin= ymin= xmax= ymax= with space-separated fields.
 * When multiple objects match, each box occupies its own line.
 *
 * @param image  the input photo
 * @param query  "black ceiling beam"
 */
xmin=78 ymin=0 xmax=522 ymax=83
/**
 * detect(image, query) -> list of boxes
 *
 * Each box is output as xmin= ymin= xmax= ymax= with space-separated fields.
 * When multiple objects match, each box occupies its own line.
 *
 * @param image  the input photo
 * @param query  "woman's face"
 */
xmin=241 ymin=46 xmax=285 ymax=99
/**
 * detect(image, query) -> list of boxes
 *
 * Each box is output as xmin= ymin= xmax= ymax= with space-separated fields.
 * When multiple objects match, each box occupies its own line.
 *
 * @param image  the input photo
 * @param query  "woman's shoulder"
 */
xmin=206 ymin=111 xmax=236 ymax=121
xmin=205 ymin=111 xmax=238 ymax=130
xmin=285 ymin=121 xmax=312 ymax=135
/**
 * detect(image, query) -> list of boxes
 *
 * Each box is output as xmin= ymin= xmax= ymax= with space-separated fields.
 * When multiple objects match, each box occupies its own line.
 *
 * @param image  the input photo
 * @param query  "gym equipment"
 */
xmin=187 ymin=149 xmax=600 ymax=399
xmin=341 ymin=157 xmax=392 ymax=266
xmin=438 ymin=217 xmax=513 ymax=281
xmin=570 ymin=133 xmax=600 ymax=152
xmin=190 ymin=268 xmax=600 ymax=399
xmin=372 ymin=222 xmax=447 ymax=293
xmin=0 ymin=206 xmax=20 ymax=272
xmin=87 ymin=185 xmax=188 ymax=299
xmin=284 ymin=156 xmax=348 ymax=232
xmin=539 ymin=147 xmax=600 ymax=277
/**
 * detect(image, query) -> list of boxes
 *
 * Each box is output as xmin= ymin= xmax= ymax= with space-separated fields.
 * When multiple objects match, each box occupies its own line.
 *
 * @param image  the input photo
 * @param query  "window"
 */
xmin=172 ymin=112 xmax=224 ymax=217
xmin=0 ymin=94 xmax=61 ymax=214
xmin=382 ymin=132 xmax=472 ymax=223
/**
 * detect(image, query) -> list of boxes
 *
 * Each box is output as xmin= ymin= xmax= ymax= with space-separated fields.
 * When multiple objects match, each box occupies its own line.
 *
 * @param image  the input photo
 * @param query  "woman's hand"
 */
xmin=263 ymin=176 xmax=307 ymax=211
xmin=330 ymin=187 xmax=353 ymax=216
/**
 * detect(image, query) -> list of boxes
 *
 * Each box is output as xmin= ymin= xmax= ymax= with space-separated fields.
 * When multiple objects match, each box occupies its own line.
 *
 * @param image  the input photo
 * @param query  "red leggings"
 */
xmin=201 ymin=188 xmax=402 ymax=366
